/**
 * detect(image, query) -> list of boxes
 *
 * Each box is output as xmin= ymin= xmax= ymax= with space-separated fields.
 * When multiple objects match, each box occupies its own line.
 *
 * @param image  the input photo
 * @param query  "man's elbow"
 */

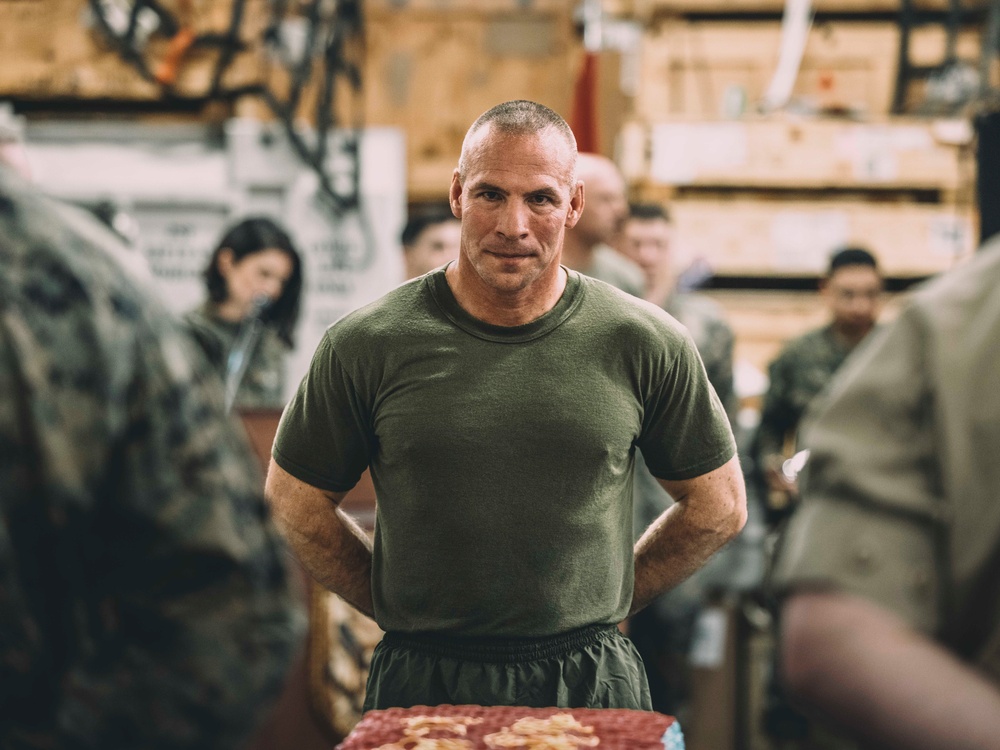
xmin=720 ymin=483 xmax=748 ymax=541
xmin=730 ymin=492 xmax=748 ymax=536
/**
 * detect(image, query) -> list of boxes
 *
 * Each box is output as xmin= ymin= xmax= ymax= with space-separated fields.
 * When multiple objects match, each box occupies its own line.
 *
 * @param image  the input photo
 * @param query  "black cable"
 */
xmin=208 ymin=0 xmax=247 ymax=98
xmin=87 ymin=0 xmax=157 ymax=82
xmin=87 ymin=0 xmax=369 ymax=221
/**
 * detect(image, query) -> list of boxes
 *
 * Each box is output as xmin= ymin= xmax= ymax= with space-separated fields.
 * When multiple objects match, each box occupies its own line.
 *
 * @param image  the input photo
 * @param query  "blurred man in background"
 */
xmin=753 ymin=247 xmax=883 ymax=520
xmin=401 ymin=207 xmax=461 ymax=280
xmin=561 ymin=152 xmax=645 ymax=297
xmin=773 ymin=240 xmax=1000 ymax=750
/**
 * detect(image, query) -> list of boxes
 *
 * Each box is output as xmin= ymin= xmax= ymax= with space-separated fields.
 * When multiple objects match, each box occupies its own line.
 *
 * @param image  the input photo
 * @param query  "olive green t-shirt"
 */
xmin=273 ymin=267 xmax=735 ymax=637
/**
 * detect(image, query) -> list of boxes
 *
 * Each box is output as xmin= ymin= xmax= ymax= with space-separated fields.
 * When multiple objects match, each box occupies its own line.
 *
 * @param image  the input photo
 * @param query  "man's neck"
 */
xmin=560 ymin=232 xmax=596 ymax=273
xmin=831 ymin=321 xmax=874 ymax=350
xmin=445 ymin=262 xmax=568 ymax=327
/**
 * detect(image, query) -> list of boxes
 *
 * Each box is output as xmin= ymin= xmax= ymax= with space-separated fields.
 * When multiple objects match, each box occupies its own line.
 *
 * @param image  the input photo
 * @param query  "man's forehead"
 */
xmin=465 ymin=126 xmax=575 ymax=181
xmin=627 ymin=218 xmax=671 ymax=232
xmin=829 ymin=265 xmax=882 ymax=284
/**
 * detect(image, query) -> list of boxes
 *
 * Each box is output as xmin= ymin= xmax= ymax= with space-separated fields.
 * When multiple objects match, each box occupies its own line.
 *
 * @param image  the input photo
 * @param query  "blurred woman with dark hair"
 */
xmin=184 ymin=216 xmax=303 ymax=410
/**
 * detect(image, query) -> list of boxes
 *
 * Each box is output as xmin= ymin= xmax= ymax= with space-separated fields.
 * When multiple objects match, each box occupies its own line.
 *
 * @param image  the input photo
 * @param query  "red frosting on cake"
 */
xmin=336 ymin=705 xmax=678 ymax=750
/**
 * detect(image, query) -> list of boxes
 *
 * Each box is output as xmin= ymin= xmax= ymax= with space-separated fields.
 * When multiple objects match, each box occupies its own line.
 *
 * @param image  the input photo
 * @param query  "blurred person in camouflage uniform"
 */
xmin=619 ymin=201 xmax=740 ymax=718
xmin=753 ymin=247 xmax=883 ymax=521
xmin=0 ymin=153 xmax=304 ymax=747
xmin=183 ymin=216 xmax=303 ymax=410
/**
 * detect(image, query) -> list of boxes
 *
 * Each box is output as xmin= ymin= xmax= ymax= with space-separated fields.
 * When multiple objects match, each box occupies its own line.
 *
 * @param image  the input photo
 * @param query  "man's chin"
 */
xmin=476 ymin=267 xmax=538 ymax=293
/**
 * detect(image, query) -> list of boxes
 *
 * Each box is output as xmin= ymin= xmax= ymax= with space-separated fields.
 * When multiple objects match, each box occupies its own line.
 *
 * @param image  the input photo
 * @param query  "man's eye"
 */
xmin=529 ymin=195 xmax=552 ymax=204
xmin=480 ymin=191 xmax=501 ymax=201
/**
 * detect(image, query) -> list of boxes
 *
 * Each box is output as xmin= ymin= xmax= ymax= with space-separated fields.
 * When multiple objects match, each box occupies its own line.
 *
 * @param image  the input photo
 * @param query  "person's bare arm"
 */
xmin=630 ymin=454 xmax=746 ymax=616
xmin=265 ymin=460 xmax=374 ymax=617
xmin=781 ymin=590 xmax=1000 ymax=750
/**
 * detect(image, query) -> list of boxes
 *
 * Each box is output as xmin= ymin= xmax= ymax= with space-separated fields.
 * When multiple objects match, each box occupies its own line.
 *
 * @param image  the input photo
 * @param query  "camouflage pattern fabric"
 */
xmin=663 ymin=292 xmax=736 ymax=422
xmin=0 ymin=166 xmax=305 ymax=749
xmin=754 ymin=324 xmax=856 ymax=467
xmin=182 ymin=304 xmax=290 ymax=410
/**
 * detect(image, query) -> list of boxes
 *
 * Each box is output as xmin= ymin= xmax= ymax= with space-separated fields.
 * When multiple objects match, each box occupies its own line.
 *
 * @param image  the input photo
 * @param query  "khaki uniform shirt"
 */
xmin=772 ymin=242 xmax=1000 ymax=682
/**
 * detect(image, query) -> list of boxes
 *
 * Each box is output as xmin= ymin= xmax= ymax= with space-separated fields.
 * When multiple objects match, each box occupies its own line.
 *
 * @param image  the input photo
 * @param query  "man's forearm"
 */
xmin=782 ymin=591 xmax=1000 ymax=750
xmin=266 ymin=462 xmax=375 ymax=617
xmin=630 ymin=456 xmax=746 ymax=616
xmin=287 ymin=505 xmax=375 ymax=617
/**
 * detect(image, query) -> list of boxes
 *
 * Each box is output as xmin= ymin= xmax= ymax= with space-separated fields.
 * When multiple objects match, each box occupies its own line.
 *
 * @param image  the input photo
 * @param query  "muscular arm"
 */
xmin=630 ymin=454 xmax=746 ymax=616
xmin=265 ymin=460 xmax=375 ymax=617
xmin=781 ymin=591 xmax=1000 ymax=750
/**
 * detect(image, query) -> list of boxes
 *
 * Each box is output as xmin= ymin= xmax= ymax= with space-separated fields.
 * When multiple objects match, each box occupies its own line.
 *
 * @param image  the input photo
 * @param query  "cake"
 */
xmin=335 ymin=705 xmax=685 ymax=750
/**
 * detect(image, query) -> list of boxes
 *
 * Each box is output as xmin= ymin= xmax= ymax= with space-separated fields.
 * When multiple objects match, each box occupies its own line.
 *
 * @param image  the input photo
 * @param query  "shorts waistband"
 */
xmin=381 ymin=623 xmax=619 ymax=664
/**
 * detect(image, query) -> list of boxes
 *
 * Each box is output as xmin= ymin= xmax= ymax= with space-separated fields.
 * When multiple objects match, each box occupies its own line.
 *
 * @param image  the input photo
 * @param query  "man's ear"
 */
xmin=565 ymin=180 xmax=585 ymax=229
xmin=449 ymin=170 xmax=463 ymax=219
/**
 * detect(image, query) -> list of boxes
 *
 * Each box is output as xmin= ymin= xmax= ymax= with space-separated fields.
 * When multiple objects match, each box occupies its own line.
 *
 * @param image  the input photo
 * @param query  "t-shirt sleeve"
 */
xmin=638 ymin=328 xmax=737 ymax=481
xmin=272 ymin=331 xmax=374 ymax=492
xmin=770 ymin=307 xmax=942 ymax=634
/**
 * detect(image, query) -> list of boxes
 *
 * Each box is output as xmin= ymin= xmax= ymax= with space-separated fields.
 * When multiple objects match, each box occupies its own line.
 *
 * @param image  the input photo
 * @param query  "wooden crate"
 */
xmin=633 ymin=18 xmax=981 ymax=118
xmin=362 ymin=8 xmax=582 ymax=199
xmin=0 ymin=0 xmax=264 ymax=101
xmin=620 ymin=116 xmax=974 ymax=190
xmin=627 ymin=0 xmax=988 ymax=15
xmin=365 ymin=0 xmax=578 ymax=12
xmin=663 ymin=195 xmax=976 ymax=277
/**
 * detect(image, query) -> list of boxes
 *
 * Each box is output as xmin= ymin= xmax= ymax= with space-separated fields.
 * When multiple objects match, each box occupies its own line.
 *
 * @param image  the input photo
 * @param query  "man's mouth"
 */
xmin=487 ymin=249 xmax=533 ymax=259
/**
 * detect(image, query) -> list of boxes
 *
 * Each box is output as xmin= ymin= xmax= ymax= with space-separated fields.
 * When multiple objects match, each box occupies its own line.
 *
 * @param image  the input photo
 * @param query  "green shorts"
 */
xmin=362 ymin=623 xmax=652 ymax=712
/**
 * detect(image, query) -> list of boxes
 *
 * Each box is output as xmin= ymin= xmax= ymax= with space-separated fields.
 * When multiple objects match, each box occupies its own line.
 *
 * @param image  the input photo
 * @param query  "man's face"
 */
xmin=405 ymin=220 xmax=461 ymax=279
xmin=622 ymin=217 xmax=673 ymax=290
xmin=823 ymin=264 xmax=884 ymax=336
xmin=449 ymin=125 xmax=583 ymax=296
xmin=573 ymin=161 xmax=627 ymax=246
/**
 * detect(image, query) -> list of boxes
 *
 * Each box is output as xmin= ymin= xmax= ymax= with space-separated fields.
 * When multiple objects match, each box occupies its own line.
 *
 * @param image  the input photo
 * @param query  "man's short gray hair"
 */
xmin=457 ymin=100 xmax=578 ymax=182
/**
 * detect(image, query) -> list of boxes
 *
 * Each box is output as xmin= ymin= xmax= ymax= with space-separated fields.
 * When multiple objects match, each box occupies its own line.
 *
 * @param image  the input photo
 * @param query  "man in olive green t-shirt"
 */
xmin=265 ymin=100 xmax=747 ymax=712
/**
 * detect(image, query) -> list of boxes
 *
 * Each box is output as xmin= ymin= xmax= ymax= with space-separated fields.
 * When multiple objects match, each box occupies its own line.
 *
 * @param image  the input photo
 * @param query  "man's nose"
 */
xmin=497 ymin=202 xmax=530 ymax=239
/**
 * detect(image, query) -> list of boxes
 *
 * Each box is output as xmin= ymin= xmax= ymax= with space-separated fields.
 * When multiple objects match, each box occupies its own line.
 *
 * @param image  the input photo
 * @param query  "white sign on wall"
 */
xmin=283 ymin=128 xmax=407 ymax=398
